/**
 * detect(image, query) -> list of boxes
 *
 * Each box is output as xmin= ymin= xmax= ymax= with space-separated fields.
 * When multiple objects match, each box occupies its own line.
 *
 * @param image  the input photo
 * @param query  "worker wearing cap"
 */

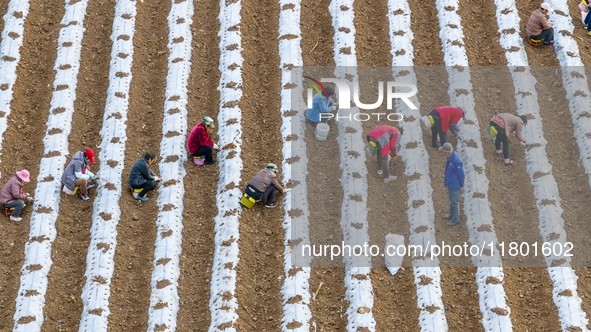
xmin=245 ymin=163 xmax=288 ymax=208
xmin=129 ymin=152 xmax=162 ymax=202
xmin=489 ymin=113 xmax=528 ymax=166
xmin=0 ymin=170 xmax=33 ymax=222
xmin=62 ymin=149 xmax=96 ymax=201
xmin=527 ymin=3 xmax=555 ymax=46
xmin=306 ymin=86 xmax=337 ymax=124
xmin=187 ymin=116 xmax=219 ymax=165
xmin=427 ymin=106 xmax=465 ymax=149
xmin=441 ymin=143 xmax=465 ymax=226
xmin=366 ymin=125 xmax=403 ymax=183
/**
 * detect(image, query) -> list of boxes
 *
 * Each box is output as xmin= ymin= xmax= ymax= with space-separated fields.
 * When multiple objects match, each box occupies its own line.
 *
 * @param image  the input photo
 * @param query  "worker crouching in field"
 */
xmin=366 ymin=125 xmax=402 ymax=183
xmin=442 ymin=143 xmax=465 ymax=226
xmin=526 ymin=3 xmax=555 ymax=45
xmin=244 ymin=163 xmax=288 ymax=209
xmin=187 ymin=116 xmax=220 ymax=166
xmin=306 ymin=86 xmax=338 ymax=125
xmin=421 ymin=106 xmax=464 ymax=149
xmin=0 ymin=170 xmax=33 ymax=222
xmin=129 ymin=152 xmax=162 ymax=202
xmin=488 ymin=113 xmax=527 ymax=166
xmin=62 ymin=149 xmax=96 ymax=201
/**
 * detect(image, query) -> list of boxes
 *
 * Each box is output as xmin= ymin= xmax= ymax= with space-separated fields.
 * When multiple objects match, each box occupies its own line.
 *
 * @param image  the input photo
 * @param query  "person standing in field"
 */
xmin=442 ymin=143 xmax=465 ymax=226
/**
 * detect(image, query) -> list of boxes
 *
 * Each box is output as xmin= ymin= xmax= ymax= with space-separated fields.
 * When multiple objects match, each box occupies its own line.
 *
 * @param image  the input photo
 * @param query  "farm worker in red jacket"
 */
xmin=489 ymin=113 xmax=527 ymax=166
xmin=0 ymin=170 xmax=33 ymax=222
xmin=426 ymin=106 xmax=465 ymax=149
xmin=366 ymin=125 xmax=403 ymax=183
xmin=187 ymin=116 xmax=220 ymax=165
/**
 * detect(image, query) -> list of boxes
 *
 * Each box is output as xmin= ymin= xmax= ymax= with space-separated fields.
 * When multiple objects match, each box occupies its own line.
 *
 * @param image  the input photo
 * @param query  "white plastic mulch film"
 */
xmin=278 ymin=0 xmax=313 ymax=330
xmin=388 ymin=0 xmax=448 ymax=330
xmin=146 ymin=0 xmax=193 ymax=331
xmin=0 ymin=0 xmax=30 ymax=178
xmin=78 ymin=0 xmax=136 ymax=330
xmin=209 ymin=0 xmax=244 ymax=330
xmin=435 ymin=0 xmax=512 ymax=329
xmin=13 ymin=0 xmax=89 ymax=331
xmin=327 ymin=0 xmax=376 ymax=330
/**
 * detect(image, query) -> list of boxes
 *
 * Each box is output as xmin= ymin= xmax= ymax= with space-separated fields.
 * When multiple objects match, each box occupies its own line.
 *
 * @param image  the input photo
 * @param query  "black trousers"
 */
xmin=192 ymin=146 xmax=213 ymax=163
xmin=429 ymin=110 xmax=446 ymax=148
xmin=368 ymin=137 xmax=390 ymax=178
xmin=133 ymin=180 xmax=156 ymax=198
xmin=490 ymin=121 xmax=509 ymax=159
xmin=245 ymin=185 xmax=277 ymax=205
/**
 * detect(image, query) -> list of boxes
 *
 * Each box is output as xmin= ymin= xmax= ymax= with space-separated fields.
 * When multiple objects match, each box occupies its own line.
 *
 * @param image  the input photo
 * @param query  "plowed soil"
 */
xmin=0 ymin=0 xmax=589 ymax=330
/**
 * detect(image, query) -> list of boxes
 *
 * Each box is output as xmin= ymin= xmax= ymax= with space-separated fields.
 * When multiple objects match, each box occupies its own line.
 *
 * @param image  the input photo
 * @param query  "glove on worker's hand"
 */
xmin=213 ymin=143 xmax=220 ymax=151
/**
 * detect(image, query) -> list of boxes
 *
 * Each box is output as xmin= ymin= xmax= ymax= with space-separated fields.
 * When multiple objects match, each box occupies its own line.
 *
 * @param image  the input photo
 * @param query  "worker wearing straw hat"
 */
xmin=0 ymin=170 xmax=33 ymax=222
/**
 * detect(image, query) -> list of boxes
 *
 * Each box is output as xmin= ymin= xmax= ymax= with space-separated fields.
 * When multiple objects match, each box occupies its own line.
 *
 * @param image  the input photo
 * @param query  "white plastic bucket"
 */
xmin=315 ymin=123 xmax=329 ymax=141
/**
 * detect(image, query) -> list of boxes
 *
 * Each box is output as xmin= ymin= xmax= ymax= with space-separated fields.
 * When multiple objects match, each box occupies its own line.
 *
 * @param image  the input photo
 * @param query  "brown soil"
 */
xmin=232 ymin=0 xmax=285 ymax=330
xmin=0 ymin=0 xmax=589 ymax=330
xmin=354 ymin=0 xmax=420 ymax=329
xmin=42 ymin=1 xmax=114 ymax=331
xmin=515 ymin=0 xmax=560 ymax=66
xmin=0 ymin=0 xmax=62 ymax=329
xmin=107 ymin=0 xmax=169 ymax=330
xmin=300 ymin=0 xmax=350 ymax=330
xmin=533 ymin=67 xmax=591 ymax=322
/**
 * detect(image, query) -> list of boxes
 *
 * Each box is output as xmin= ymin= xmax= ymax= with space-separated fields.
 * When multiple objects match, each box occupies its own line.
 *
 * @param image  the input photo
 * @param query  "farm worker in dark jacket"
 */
xmin=0 ymin=170 xmax=32 ymax=222
xmin=61 ymin=149 xmax=96 ymax=201
xmin=245 ymin=163 xmax=288 ymax=208
xmin=366 ymin=125 xmax=403 ymax=183
xmin=442 ymin=143 xmax=465 ymax=226
xmin=526 ymin=3 xmax=554 ymax=45
xmin=187 ymin=116 xmax=219 ymax=165
xmin=306 ymin=86 xmax=337 ymax=124
xmin=129 ymin=152 xmax=161 ymax=202
xmin=489 ymin=113 xmax=527 ymax=166
xmin=427 ymin=106 xmax=465 ymax=149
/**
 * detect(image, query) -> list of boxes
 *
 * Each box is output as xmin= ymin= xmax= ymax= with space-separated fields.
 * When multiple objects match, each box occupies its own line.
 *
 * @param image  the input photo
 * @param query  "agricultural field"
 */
xmin=0 ymin=0 xmax=590 ymax=331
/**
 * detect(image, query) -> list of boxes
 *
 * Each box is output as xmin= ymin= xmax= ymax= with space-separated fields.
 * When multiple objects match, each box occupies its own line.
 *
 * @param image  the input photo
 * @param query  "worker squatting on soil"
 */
xmin=187 ymin=116 xmax=220 ymax=166
xmin=422 ymin=106 xmax=465 ymax=149
xmin=526 ymin=3 xmax=555 ymax=46
xmin=0 ymin=170 xmax=33 ymax=222
xmin=442 ymin=143 xmax=466 ymax=226
xmin=128 ymin=152 xmax=162 ymax=202
xmin=366 ymin=125 xmax=403 ymax=183
xmin=306 ymin=86 xmax=338 ymax=124
xmin=488 ymin=113 xmax=528 ymax=166
xmin=61 ymin=149 xmax=97 ymax=201
xmin=245 ymin=163 xmax=288 ymax=208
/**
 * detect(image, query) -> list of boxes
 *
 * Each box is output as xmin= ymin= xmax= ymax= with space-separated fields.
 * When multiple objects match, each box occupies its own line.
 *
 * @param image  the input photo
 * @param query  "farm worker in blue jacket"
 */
xmin=442 ymin=142 xmax=465 ymax=226
xmin=129 ymin=152 xmax=161 ymax=202
xmin=306 ymin=86 xmax=337 ymax=124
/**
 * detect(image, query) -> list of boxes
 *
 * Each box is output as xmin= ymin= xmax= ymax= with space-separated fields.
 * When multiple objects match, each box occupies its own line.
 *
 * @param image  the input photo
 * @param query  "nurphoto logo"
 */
xmin=304 ymin=76 xmax=418 ymax=111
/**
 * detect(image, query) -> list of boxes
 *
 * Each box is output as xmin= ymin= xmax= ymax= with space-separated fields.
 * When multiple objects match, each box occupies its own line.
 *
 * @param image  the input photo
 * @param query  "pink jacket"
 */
xmin=0 ymin=175 xmax=26 ymax=205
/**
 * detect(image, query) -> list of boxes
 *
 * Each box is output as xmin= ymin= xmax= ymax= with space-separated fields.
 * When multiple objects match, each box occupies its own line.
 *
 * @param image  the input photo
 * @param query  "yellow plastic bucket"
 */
xmin=239 ymin=193 xmax=256 ymax=209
